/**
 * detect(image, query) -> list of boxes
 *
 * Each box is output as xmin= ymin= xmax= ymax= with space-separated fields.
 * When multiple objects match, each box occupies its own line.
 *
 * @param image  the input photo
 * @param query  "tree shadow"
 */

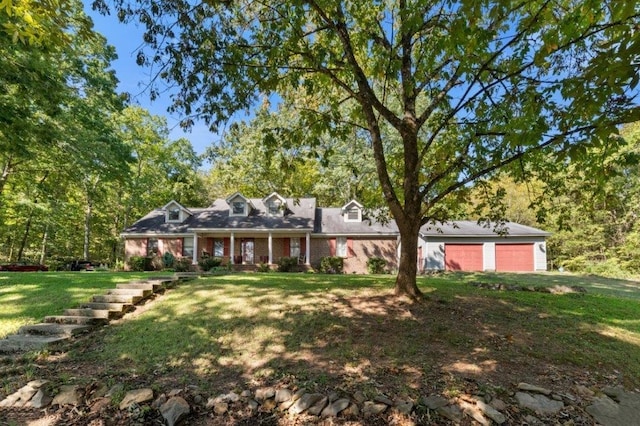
xmin=56 ymin=274 xmax=640 ymax=401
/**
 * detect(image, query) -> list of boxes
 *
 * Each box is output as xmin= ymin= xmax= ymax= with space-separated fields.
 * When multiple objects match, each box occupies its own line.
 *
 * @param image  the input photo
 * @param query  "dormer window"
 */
xmin=226 ymin=192 xmax=253 ymax=217
xmin=168 ymin=207 xmax=180 ymax=221
xmin=263 ymin=192 xmax=287 ymax=217
xmin=342 ymin=199 xmax=363 ymax=222
xmin=268 ymin=200 xmax=281 ymax=215
xmin=163 ymin=200 xmax=191 ymax=223
xmin=233 ymin=201 xmax=245 ymax=215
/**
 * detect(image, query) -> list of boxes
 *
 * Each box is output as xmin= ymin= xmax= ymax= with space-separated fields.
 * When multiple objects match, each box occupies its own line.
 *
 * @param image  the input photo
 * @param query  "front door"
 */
xmin=241 ymin=239 xmax=255 ymax=264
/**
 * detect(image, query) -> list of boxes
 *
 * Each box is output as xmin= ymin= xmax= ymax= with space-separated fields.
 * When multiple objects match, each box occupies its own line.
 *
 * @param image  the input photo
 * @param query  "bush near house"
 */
xmin=367 ymin=257 xmax=387 ymax=274
xmin=128 ymin=256 xmax=150 ymax=272
xmin=320 ymin=256 xmax=344 ymax=274
xmin=277 ymin=256 xmax=299 ymax=272
xmin=198 ymin=256 xmax=223 ymax=272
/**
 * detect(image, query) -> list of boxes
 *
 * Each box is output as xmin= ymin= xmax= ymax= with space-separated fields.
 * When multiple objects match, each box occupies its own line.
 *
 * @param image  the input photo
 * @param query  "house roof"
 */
xmin=315 ymin=208 xmax=398 ymax=235
xmin=419 ymin=221 xmax=550 ymax=238
xmin=187 ymin=197 xmax=316 ymax=231
xmin=122 ymin=208 xmax=208 ymax=234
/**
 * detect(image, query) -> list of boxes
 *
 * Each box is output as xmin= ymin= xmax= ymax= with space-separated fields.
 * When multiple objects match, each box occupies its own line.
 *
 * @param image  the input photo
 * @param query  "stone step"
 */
xmin=92 ymin=294 xmax=139 ymax=304
xmin=63 ymin=308 xmax=113 ymax=319
xmin=80 ymin=302 xmax=132 ymax=313
xmin=0 ymin=335 xmax=69 ymax=354
xmin=43 ymin=316 xmax=109 ymax=326
xmin=149 ymin=276 xmax=179 ymax=288
xmin=116 ymin=282 xmax=163 ymax=292
xmin=105 ymin=288 xmax=150 ymax=298
xmin=17 ymin=323 xmax=91 ymax=337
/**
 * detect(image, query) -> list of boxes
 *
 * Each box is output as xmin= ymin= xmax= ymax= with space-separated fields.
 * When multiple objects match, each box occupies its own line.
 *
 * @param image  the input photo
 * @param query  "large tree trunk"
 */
xmin=394 ymin=213 xmax=423 ymax=300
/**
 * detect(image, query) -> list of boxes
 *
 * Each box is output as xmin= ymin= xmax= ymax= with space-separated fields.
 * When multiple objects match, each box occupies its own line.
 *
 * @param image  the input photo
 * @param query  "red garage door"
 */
xmin=445 ymin=244 xmax=483 ymax=271
xmin=496 ymin=244 xmax=534 ymax=272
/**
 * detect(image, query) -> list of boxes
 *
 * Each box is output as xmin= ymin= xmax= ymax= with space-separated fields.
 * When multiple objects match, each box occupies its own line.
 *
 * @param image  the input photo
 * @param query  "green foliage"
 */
xmin=257 ymin=262 xmax=271 ymax=273
xmin=173 ymin=257 xmax=193 ymax=273
xmin=277 ymin=256 xmax=299 ymax=273
xmin=366 ymin=257 xmax=387 ymax=274
xmin=319 ymin=256 xmax=344 ymax=274
xmin=112 ymin=0 xmax=640 ymax=297
xmin=128 ymin=256 xmax=148 ymax=272
xmin=162 ymin=252 xmax=175 ymax=268
xmin=198 ymin=256 xmax=222 ymax=272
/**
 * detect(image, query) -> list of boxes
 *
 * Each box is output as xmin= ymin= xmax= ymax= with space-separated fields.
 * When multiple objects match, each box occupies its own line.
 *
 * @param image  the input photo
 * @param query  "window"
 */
xmin=268 ymin=200 xmax=281 ymax=215
xmin=147 ymin=238 xmax=158 ymax=256
xmin=336 ymin=237 xmax=347 ymax=257
xmin=232 ymin=201 xmax=245 ymax=215
xmin=183 ymin=237 xmax=194 ymax=257
xmin=214 ymin=239 xmax=224 ymax=257
xmin=290 ymin=238 xmax=300 ymax=257
xmin=347 ymin=208 xmax=359 ymax=221
xmin=168 ymin=207 xmax=180 ymax=221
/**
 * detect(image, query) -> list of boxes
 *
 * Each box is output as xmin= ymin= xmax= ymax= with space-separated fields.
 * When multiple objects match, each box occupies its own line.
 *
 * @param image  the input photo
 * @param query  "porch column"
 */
xmin=305 ymin=232 xmax=311 ymax=265
xmin=268 ymin=232 xmax=273 ymax=264
xmin=192 ymin=233 xmax=198 ymax=265
xmin=230 ymin=232 xmax=235 ymax=264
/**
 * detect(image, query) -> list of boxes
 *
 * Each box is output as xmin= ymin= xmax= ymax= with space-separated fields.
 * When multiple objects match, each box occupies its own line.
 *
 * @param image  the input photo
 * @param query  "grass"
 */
xmin=2 ymin=271 xmax=640 ymax=405
xmin=0 ymin=271 xmax=170 ymax=338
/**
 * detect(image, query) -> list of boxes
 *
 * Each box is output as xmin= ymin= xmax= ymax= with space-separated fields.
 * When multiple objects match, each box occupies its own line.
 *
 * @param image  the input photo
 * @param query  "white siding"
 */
xmin=483 ymin=242 xmax=495 ymax=271
xmin=535 ymin=240 xmax=547 ymax=271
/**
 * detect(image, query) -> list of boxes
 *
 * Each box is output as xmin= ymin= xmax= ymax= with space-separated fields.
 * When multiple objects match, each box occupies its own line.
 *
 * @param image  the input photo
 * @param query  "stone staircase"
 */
xmin=0 ymin=276 xmax=181 ymax=355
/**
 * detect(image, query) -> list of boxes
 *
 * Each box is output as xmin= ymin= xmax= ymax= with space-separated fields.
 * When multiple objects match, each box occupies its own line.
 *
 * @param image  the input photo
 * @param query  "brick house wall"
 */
xmin=310 ymin=237 xmax=398 ymax=274
xmin=124 ymin=238 xmax=147 ymax=259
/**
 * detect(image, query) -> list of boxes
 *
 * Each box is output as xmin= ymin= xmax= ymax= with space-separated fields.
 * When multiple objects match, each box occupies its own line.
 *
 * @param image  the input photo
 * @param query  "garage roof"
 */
xmin=419 ymin=221 xmax=550 ymax=238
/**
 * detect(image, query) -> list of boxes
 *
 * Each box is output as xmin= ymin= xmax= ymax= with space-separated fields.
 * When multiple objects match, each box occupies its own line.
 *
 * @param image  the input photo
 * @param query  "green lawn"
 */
xmin=0 ymin=271 xmax=170 ymax=339
xmin=2 ymin=271 xmax=640 ymax=401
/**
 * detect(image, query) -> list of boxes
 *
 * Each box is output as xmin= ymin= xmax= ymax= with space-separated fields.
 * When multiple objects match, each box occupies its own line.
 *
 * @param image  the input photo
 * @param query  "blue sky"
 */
xmin=83 ymin=4 xmax=217 ymax=158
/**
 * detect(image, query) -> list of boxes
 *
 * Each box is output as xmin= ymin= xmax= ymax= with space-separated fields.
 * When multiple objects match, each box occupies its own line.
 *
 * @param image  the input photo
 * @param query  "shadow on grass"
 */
xmin=65 ymin=273 xmax=640 ymax=399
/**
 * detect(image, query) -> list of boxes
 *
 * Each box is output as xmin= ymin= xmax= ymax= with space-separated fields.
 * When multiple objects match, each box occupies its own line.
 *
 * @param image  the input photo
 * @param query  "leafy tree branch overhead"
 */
xmin=100 ymin=0 xmax=639 ymax=299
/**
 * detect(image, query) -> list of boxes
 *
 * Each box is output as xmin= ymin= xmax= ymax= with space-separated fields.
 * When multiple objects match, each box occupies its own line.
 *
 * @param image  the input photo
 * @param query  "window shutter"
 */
xmin=176 ymin=239 xmax=183 ymax=256
xmin=206 ymin=238 xmax=213 ymax=255
xmin=301 ymin=238 xmax=306 ymax=256
xmin=329 ymin=238 xmax=336 ymax=256
xmin=283 ymin=238 xmax=290 ymax=257
xmin=347 ymin=238 xmax=354 ymax=258
xmin=223 ymin=238 xmax=230 ymax=256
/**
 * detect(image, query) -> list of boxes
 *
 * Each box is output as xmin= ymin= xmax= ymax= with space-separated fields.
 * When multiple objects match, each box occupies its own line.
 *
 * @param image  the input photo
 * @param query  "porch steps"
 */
xmin=0 ymin=275 xmax=189 ymax=355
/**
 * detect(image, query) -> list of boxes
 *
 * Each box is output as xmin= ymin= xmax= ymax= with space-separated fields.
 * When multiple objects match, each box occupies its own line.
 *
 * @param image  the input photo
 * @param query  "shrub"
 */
xmin=257 ymin=262 xmax=271 ymax=273
xmin=128 ymin=256 xmax=148 ymax=272
xmin=174 ymin=257 xmax=193 ymax=272
xmin=198 ymin=256 xmax=222 ymax=271
xmin=320 ymin=256 xmax=344 ymax=274
xmin=278 ymin=256 xmax=299 ymax=272
xmin=162 ymin=252 xmax=175 ymax=268
xmin=367 ymin=257 xmax=387 ymax=274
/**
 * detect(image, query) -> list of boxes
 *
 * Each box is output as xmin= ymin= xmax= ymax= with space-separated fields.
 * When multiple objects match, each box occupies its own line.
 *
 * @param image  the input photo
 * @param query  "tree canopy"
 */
xmin=106 ymin=0 xmax=640 ymax=298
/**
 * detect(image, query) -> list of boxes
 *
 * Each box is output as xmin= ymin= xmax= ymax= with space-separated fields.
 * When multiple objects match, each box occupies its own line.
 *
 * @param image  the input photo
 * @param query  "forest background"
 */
xmin=2 ymin=1 xmax=639 ymax=278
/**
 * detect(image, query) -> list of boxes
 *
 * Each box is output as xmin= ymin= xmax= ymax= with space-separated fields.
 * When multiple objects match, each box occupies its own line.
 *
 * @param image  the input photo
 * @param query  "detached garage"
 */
xmin=419 ymin=221 xmax=550 ymax=272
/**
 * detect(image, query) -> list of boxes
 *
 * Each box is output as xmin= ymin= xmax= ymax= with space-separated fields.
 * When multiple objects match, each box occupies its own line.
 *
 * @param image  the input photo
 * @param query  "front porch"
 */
xmin=192 ymin=232 xmax=312 ymax=266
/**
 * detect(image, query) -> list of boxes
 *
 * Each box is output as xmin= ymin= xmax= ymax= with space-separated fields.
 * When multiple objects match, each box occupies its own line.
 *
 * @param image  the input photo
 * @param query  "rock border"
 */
xmin=2 ymin=379 xmax=636 ymax=425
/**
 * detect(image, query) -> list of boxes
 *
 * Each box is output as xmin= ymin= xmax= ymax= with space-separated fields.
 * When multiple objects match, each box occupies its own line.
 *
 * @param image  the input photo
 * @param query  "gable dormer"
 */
xmin=226 ymin=192 xmax=254 ymax=217
xmin=341 ymin=199 xmax=363 ymax=222
xmin=262 ymin=192 xmax=287 ymax=217
xmin=162 ymin=200 xmax=191 ymax=223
